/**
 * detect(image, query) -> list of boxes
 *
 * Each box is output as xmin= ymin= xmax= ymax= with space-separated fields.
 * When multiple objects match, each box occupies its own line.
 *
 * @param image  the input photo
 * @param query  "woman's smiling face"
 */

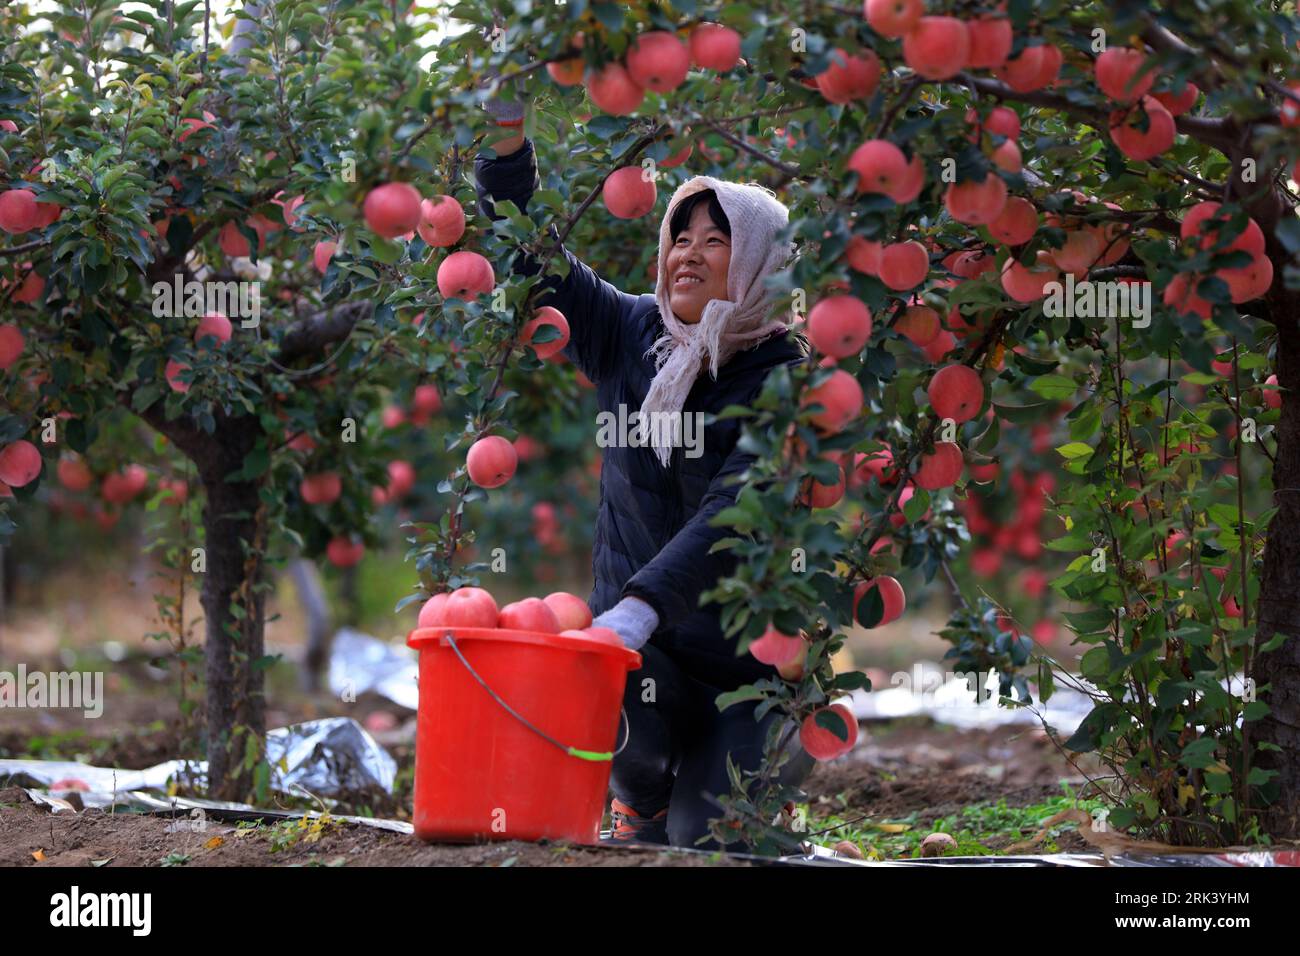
xmin=666 ymin=201 xmax=731 ymax=325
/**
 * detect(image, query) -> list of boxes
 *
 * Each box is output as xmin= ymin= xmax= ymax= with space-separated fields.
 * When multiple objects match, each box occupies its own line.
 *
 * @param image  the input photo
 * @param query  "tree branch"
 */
xmin=0 ymin=239 xmax=48 ymax=259
xmin=698 ymin=118 xmax=804 ymax=180
xmin=964 ymin=75 xmax=1240 ymax=153
xmin=277 ymin=300 xmax=374 ymax=365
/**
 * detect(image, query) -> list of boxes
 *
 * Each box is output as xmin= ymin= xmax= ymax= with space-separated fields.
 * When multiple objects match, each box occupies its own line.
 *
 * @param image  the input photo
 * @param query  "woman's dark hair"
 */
xmin=668 ymin=189 xmax=730 ymax=241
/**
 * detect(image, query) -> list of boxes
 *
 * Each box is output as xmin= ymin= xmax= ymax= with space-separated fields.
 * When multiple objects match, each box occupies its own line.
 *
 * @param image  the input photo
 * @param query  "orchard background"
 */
xmin=1 ymin=0 xmax=1297 ymax=857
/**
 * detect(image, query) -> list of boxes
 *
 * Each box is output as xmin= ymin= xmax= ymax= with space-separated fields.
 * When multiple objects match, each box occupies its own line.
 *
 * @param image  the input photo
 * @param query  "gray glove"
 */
xmin=592 ymin=596 xmax=660 ymax=652
xmin=482 ymin=27 xmax=526 ymax=127
xmin=483 ymin=74 xmax=525 ymax=126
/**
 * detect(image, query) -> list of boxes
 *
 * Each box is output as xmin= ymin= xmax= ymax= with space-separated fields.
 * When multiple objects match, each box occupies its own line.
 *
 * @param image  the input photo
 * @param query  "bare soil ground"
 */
xmin=1 ymin=555 xmax=1095 ymax=866
xmin=0 ymin=715 xmax=1095 ymax=866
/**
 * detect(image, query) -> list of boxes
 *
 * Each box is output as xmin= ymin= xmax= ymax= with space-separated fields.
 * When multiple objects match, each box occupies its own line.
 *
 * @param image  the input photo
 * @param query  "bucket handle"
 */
xmin=444 ymin=634 xmax=630 ymax=762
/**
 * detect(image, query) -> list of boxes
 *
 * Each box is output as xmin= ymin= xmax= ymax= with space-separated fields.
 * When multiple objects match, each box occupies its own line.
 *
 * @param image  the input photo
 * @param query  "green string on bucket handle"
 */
xmin=443 ymin=634 xmax=630 ymax=763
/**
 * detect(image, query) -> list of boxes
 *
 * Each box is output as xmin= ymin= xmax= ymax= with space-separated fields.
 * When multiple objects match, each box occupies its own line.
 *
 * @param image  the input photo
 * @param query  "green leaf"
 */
xmin=1178 ymin=736 xmax=1219 ymax=770
xmin=1029 ymin=374 xmax=1077 ymax=400
xmin=714 ymin=685 xmax=767 ymax=711
xmin=903 ymin=487 xmax=930 ymax=523
xmin=1275 ymin=217 xmax=1300 ymax=255
xmin=1055 ymin=441 xmax=1094 ymax=459
xmin=814 ymin=707 xmax=851 ymax=742
xmin=855 ymin=582 xmax=884 ymax=628
xmin=993 ymin=402 xmax=1052 ymax=424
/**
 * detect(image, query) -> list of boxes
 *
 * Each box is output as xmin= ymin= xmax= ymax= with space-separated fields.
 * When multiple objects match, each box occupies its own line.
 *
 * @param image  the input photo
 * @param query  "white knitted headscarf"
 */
xmin=641 ymin=176 xmax=795 ymax=467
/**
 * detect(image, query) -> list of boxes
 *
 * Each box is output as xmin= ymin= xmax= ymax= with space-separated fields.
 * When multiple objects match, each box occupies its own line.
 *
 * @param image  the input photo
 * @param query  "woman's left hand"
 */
xmin=592 ymin=596 xmax=660 ymax=652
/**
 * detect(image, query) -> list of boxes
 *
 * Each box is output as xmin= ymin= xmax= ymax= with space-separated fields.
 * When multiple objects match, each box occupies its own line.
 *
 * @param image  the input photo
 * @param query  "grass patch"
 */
xmin=805 ymin=782 xmax=1105 ymax=859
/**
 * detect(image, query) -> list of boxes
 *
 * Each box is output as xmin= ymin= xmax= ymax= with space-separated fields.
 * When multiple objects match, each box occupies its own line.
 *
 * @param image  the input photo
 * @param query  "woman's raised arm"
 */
xmin=473 ymin=133 xmax=644 ymax=386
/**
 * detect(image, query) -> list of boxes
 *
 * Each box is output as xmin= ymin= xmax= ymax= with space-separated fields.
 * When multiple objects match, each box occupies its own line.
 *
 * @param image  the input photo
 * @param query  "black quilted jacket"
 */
xmin=474 ymin=138 xmax=809 ymax=689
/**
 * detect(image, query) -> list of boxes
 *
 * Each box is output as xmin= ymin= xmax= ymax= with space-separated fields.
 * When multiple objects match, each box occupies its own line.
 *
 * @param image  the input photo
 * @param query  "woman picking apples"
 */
xmin=476 ymin=85 xmax=815 ymax=849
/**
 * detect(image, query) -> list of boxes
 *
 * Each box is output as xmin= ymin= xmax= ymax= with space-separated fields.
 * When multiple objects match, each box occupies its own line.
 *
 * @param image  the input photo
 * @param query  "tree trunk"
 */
xmin=292 ymin=558 xmax=332 ymax=693
xmin=0 ymin=543 xmax=6 ymax=654
xmin=1254 ymin=286 xmax=1300 ymax=841
xmin=198 ymin=450 xmax=270 ymax=802
xmin=339 ymin=563 xmax=360 ymax=627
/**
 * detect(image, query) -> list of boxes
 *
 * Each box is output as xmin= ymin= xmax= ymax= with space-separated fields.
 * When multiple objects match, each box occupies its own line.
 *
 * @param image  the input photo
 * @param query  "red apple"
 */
xmin=965 ymin=16 xmax=1013 ymax=69
xmin=313 ymin=240 xmax=336 ymax=275
xmin=995 ymin=43 xmax=1061 ymax=93
xmin=989 ymin=196 xmax=1038 ymax=246
xmin=0 ymin=440 xmax=42 ymax=487
xmin=57 ymin=456 xmax=93 ymax=492
xmin=0 ymin=324 xmax=23 ymax=369
xmin=466 ymin=435 xmax=517 ymax=488
xmin=326 ymin=536 xmax=365 ymax=568
xmin=865 ymin=0 xmax=923 ymax=39
xmin=195 ymin=312 xmax=232 ymax=346
xmin=416 ymin=196 xmax=466 ymax=247
xmin=386 ymin=460 xmax=416 ymax=500
xmin=563 ymin=626 xmax=625 ymax=648
xmin=896 ymin=305 xmax=940 ymax=346
xmin=807 ymin=295 xmax=872 ymax=358
xmin=816 ymin=49 xmax=881 ymax=104
xmin=854 ymin=447 xmax=898 ymax=486
xmin=1094 ymin=47 xmax=1155 ymax=103
xmin=436 ymin=250 xmax=495 ymax=299
xmin=363 ymin=182 xmax=423 ymax=239
xmin=626 ymin=31 xmax=690 ymax=92
xmin=1220 ymin=254 xmax=1273 ymax=304
xmin=218 ymin=220 xmax=251 ymax=257
xmin=1154 ymin=82 xmax=1199 ymax=116
xmin=11 ymin=269 xmax=44 ymax=305
xmin=892 ymin=152 xmax=926 ymax=203
xmin=800 ymin=703 xmax=858 ymax=760
xmin=848 ymin=139 xmax=909 ymax=197
xmin=300 ymin=471 xmax=342 ymax=505
xmin=902 ymin=16 xmax=970 ymax=81
xmin=521 ymin=306 xmax=570 ymax=358
xmin=417 ymin=592 xmax=451 ymax=628
xmin=1109 ymin=96 xmax=1175 ymax=161
xmin=586 ymin=62 xmax=645 ymax=115
xmin=164 ymin=359 xmax=191 ymax=393
xmin=748 ymin=625 xmax=805 ymax=666
xmin=498 ymin=597 xmax=563 ymax=633
xmin=412 ymin=384 xmax=442 ymax=417
xmin=945 ymin=173 xmax=1008 ymax=226
xmin=101 ymin=465 xmax=148 ymax=504
xmin=915 ymin=441 xmax=964 ymax=489
xmin=689 ymin=23 xmax=742 ymax=71
xmin=1163 ymin=272 xmax=1213 ymax=321
xmin=930 ymin=361 xmax=977 ymax=421
xmin=922 ymin=329 xmax=958 ymax=364
xmin=846 ymin=235 xmax=884 ymax=274
xmin=1264 ymin=374 xmax=1282 ymax=410
xmin=442 ymin=587 xmax=500 ymax=628
xmin=603 ymin=166 xmax=657 ymax=219
xmin=991 ymin=139 xmax=1022 ymax=173
xmin=879 ymin=240 xmax=929 ymax=290
xmin=802 ymin=369 xmax=863 ymax=434
xmin=544 ymin=592 xmax=594 ymax=630
xmin=1001 ymin=251 xmax=1060 ymax=302
xmin=0 ymin=189 xmax=38 ymax=234
xmin=853 ymin=575 xmax=906 ymax=626
xmin=799 ymin=459 xmax=846 ymax=508
xmin=547 ymin=33 xmax=586 ymax=86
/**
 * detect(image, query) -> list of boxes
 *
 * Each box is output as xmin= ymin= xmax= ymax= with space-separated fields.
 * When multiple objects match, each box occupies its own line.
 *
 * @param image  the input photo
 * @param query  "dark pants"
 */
xmin=610 ymin=642 xmax=816 ymax=850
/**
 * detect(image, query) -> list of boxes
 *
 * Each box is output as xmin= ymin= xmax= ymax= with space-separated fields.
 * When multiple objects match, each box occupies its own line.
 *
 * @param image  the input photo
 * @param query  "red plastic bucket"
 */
xmin=405 ymin=626 xmax=641 ymax=844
